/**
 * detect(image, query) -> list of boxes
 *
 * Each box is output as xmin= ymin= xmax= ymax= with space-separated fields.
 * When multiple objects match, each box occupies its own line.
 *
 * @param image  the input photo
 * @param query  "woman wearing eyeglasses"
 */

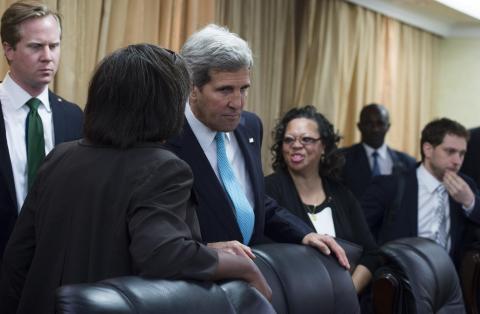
xmin=265 ymin=105 xmax=379 ymax=295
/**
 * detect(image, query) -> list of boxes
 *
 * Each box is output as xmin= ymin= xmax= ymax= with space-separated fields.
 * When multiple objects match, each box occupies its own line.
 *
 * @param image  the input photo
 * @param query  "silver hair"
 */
xmin=180 ymin=24 xmax=253 ymax=87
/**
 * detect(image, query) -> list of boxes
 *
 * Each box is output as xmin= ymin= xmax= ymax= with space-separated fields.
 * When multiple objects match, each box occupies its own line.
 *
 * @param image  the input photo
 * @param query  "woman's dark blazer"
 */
xmin=265 ymin=169 xmax=379 ymax=273
xmin=0 ymin=140 xmax=217 ymax=314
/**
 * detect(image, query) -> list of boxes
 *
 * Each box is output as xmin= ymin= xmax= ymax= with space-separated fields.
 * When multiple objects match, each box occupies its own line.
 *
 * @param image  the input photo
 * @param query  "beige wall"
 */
xmin=433 ymin=38 xmax=480 ymax=129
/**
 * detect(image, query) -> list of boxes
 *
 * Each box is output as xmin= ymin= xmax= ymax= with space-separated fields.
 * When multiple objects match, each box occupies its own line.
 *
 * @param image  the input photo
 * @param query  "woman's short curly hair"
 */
xmin=271 ymin=105 xmax=344 ymax=180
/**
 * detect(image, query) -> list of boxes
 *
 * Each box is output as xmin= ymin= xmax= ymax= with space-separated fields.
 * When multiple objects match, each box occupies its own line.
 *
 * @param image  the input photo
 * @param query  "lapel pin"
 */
xmin=249 ymin=138 xmax=254 ymax=143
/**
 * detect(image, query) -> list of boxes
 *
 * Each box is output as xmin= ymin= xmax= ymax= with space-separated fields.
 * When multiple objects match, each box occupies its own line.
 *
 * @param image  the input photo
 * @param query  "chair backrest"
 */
xmin=55 ymin=276 xmax=275 ymax=314
xmin=460 ymin=243 xmax=480 ymax=314
xmin=373 ymin=237 xmax=465 ymax=314
xmin=55 ymin=242 xmax=362 ymax=314
xmin=253 ymin=242 xmax=360 ymax=314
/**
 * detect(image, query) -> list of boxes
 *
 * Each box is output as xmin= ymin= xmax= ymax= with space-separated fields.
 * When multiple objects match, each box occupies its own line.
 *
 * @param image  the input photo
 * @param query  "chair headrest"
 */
xmin=253 ymin=243 xmax=359 ymax=314
xmin=378 ymin=237 xmax=465 ymax=313
xmin=56 ymin=276 xmax=274 ymax=314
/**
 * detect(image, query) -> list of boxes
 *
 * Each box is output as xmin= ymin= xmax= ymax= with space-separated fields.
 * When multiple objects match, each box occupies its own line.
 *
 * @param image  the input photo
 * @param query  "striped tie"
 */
xmin=435 ymin=184 xmax=449 ymax=249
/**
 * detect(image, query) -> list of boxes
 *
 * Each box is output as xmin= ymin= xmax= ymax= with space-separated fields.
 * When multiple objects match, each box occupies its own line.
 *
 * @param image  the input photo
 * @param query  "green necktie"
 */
xmin=26 ymin=98 xmax=45 ymax=189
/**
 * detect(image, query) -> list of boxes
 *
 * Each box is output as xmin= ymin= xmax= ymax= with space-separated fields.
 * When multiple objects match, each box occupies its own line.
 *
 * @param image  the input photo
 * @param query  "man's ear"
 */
xmin=422 ymin=142 xmax=433 ymax=159
xmin=190 ymin=85 xmax=199 ymax=104
xmin=3 ymin=42 xmax=14 ymax=63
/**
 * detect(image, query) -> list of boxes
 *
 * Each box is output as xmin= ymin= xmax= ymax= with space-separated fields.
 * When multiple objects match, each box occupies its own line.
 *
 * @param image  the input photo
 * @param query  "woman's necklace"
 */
xmin=304 ymin=204 xmax=320 ymax=221
xmin=303 ymin=196 xmax=332 ymax=221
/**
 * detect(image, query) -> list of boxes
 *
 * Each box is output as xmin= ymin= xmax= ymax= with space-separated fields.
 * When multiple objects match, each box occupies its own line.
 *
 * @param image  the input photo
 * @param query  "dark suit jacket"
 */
xmin=265 ymin=169 xmax=379 ymax=273
xmin=461 ymin=127 xmax=480 ymax=187
xmin=340 ymin=143 xmax=416 ymax=200
xmin=0 ymin=140 xmax=217 ymax=314
xmin=0 ymin=91 xmax=83 ymax=259
xmin=361 ymin=167 xmax=480 ymax=265
xmin=166 ymin=111 xmax=312 ymax=245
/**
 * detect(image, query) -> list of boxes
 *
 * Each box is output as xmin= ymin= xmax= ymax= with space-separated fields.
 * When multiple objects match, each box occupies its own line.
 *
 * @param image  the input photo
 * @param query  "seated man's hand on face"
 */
xmin=208 ymin=241 xmax=256 ymax=259
xmin=444 ymin=171 xmax=475 ymax=208
xmin=302 ymin=233 xmax=350 ymax=270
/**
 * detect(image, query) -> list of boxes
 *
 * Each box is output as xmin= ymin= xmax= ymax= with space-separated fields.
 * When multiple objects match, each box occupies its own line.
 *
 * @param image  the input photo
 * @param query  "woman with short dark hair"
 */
xmin=0 ymin=44 xmax=270 ymax=314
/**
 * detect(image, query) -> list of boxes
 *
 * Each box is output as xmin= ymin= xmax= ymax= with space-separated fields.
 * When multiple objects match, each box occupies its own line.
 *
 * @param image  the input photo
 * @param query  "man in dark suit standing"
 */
xmin=166 ymin=24 xmax=349 ymax=268
xmin=0 ymin=1 xmax=83 ymax=259
xmin=362 ymin=118 xmax=480 ymax=265
xmin=461 ymin=126 xmax=480 ymax=187
xmin=341 ymin=103 xmax=416 ymax=200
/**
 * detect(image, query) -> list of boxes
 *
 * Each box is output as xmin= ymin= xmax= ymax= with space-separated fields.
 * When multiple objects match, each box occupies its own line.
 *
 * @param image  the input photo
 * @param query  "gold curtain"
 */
xmin=216 ymin=0 xmax=296 ymax=169
xmin=0 ymin=0 xmax=437 ymax=161
xmin=217 ymin=0 xmax=438 ymax=168
xmin=0 ymin=0 xmax=215 ymax=108
xmin=0 ymin=0 xmax=20 ymax=78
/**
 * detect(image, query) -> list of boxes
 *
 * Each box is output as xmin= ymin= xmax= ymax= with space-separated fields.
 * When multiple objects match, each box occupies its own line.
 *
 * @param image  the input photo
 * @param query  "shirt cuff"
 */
xmin=463 ymin=198 xmax=475 ymax=214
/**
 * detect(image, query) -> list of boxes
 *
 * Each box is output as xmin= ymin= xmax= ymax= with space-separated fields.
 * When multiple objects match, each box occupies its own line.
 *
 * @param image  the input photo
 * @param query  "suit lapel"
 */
xmin=448 ymin=197 xmax=463 ymax=254
xmin=389 ymin=147 xmax=407 ymax=174
xmin=388 ymin=169 xmax=420 ymax=238
xmin=49 ymin=91 xmax=65 ymax=145
xmin=388 ymin=147 xmax=399 ymax=172
xmin=405 ymin=170 xmax=419 ymax=235
xmin=234 ymin=120 xmax=263 ymax=236
xmin=171 ymin=121 xmax=241 ymax=239
xmin=355 ymin=144 xmax=372 ymax=178
xmin=234 ymin=115 xmax=265 ymax=239
xmin=0 ymin=100 xmax=18 ymax=209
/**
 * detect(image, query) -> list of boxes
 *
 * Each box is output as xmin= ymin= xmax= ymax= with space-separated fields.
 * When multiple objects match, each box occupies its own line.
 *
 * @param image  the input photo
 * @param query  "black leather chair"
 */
xmin=459 ymin=223 xmax=480 ymax=314
xmin=372 ymin=237 xmax=465 ymax=314
xmin=460 ymin=243 xmax=480 ymax=314
xmin=55 ymin=242 xmax=362 ymax=313
xmin=253 ymin=242 xmax=361 ymax=314
xmin=55 ymin=276 xmax=275 ymax=314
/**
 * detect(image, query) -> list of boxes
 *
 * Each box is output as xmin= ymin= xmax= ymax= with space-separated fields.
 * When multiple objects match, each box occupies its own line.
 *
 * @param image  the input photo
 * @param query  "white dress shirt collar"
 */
xmin=362 ymin=142 xmax=388 ymax=159
xmin=185 ymin=103 xmax=254 ymax=209
xmin=2 ymin=73 xmax=51 ymax=112
xmin=185 ymin=102 xmax=233 ymax=149
xmin=362 ymin=142 xmax=394 ymax=175
xmin=417 ymin=164 xmax=442 ymax=194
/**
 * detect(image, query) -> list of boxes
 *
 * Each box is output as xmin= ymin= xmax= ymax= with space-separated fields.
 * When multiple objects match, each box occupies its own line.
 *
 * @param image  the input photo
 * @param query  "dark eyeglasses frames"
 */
xmin=283 ymin=136 xmax=321 ymax=146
